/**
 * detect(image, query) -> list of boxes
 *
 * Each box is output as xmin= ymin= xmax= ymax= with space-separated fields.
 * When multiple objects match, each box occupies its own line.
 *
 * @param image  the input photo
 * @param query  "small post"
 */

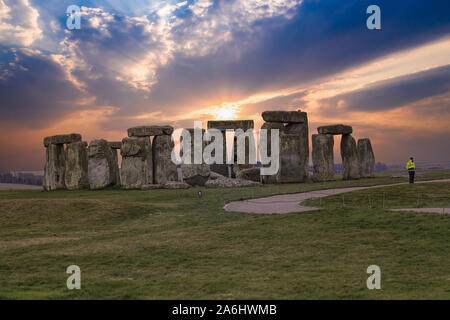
xmin=368 ymin=194 xmax=371 ymax=208
xmin=319 ymin=197 xmax=322 ymax=207
xmin=342 ymin=195 xmax=345 ymax=208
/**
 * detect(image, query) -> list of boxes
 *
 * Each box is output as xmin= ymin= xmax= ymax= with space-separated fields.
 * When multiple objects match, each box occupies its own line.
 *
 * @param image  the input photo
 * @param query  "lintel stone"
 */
xmin=128 ymin=125 xmax=174 ymax=137
xmin=317 ymin=124 xmax=352 ymax=135
xmin=44 ymin=133 xmax=81 ymax=147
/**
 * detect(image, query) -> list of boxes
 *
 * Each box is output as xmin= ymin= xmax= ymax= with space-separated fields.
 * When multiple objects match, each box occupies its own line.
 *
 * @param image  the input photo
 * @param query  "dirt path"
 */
xmin=224 ymin=179 xmax=450 ymax=214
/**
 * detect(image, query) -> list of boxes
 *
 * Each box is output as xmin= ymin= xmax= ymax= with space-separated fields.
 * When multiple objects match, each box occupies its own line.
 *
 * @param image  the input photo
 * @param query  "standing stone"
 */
xmin=358 ymin=138 xmax=375 ymax=178
xmin=312 ymin=134 xmax=334 ymax=182
xmin=340 ymin=134 xmax=360 ymax=180
xmin=285 ymin=112 xmax=309 ymax=179
xmin=88 ymin=139 xmax=119 ymax=190
xmin=120 ymin=137 xmax=152 ymax=189
xmin=208 ymin=129 xmax=228 ymax=177
xmin=180 ymin=128 xmax=211 ymax=186
xmin=261 ymin=122 xmax=285 ymax=184
xmin=278 ymin=133 xmax=307 ymax=183
xmin=153 ymin=135 xmax=178 ymax=185
xmin=64 ymin=141 xmax=89 ymax=190
xmin=43 ymin=144 xmax=66 ymax=191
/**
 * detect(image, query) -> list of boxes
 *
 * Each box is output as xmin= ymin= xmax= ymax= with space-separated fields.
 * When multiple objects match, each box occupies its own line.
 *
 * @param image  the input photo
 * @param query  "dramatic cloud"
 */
xmin=0 ymin=0 xmax=42 ymax=46
xmin=317 ymin=65 xmax=450 ymax=114
xmin=0 ymin=0 xmax=449 ymax=169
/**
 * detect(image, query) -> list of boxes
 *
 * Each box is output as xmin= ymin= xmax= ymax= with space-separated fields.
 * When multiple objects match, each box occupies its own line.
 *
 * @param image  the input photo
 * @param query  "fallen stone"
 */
xmin=128 ymin=125 xmax=174 ymax=137
xmin=64 ymin=141 xmax=89 ymax=190
xmin=205 ymin=176 xmax=261 ymax=188
xmin=209 ymin=171 xmax=226 ymax=180
xmin=43 ymin=144 xmax=66 ymax=191
xmin=317 ymin=124 xmax=352 ymax=135
xmin=207 ymin=120 xmax=254 ymax=130
xmin=141 ymin=184 xmax=163 ymax=190
xmin=357 ymin=138 xmax=376 ymax=178
xmin=340 ymin=134 xmax=360 ymax=180
xmin=44 ymin=133 xmax=81 ymax=147
xmin=236 ymin=167 xmax=260 ymax=182
xmin=88 ymin=139 xmax=119 ymax=190
xmin=312 ymin=134 xmax=334 ymax=182
xmin=153 ymin=135 xmax=178 ymax=184
xmin=261 ymin=110 xmax=306 ymax=123
xmin=162 ymin=181 xmax=191 ymax=189
xmin=181 ymin=164 xmax=210 ymax=186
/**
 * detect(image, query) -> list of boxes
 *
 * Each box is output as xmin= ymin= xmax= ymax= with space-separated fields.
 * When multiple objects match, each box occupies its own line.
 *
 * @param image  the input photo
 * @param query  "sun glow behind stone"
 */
xmin=208 ymin=102 xmax=241 ymax=120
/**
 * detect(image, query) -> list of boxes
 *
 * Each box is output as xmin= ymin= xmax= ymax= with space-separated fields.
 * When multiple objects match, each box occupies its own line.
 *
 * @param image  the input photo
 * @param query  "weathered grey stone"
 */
xmin=209 ymin=171 xmax=226 ymax=180
xmin=44 ymin=133 xmax=81 ymax=147
xmin=205 ymin=176 xmax=261 ymax=188
xmin=153 ymin=135 xmax=178 ymax=184
xmin=236 ymin=167 xmax=260 ymax=182
xmin=162 ymin=181 xmax=190 ymax=189
xmin=108 ymin=141 xmax=122 ymax=149
xmin=120 ymin=137 xmax=146 ymax=157
xmin=208 ymin=129 xmax=228 ymax=177
xmin=312 ymin=134 xmax=334 ymax=182
xmin=317 ymin=124 xmax=352 ymax=135
xmin=261 ymin=110 xmax=306 ymax=123
xmin=88 ymin=139 xmax=119 ymax=190
xmin=260 ymin=122 xmax=285 ymax=184
xmin=285 ymin=113 xmax=309 ymax=179
xmin=357 ymin=138 xmax=375 ymax=178
xmin=120 ymin=137 xmax=152 ymax=189
xmin=179 ymin=128 xmax=211 ymax=186
xmin=262 ymin=132 xmax=308 ymax=184
xmin=207 ymin=120 xmax=254 ymax=130
xmin=64 ymin=141 xmax=88 ymax=190
xmin=340 ymin=134 xmax=360 ymax=180
xmin=120 ymin=156 xmax=146 ymax=189
xmin=127 ymin=125 xmax=174 ymax=137
xmin=278 ymin=133 xmax=308 ymax=183
xmin=43 ymin=144 xmax=66 ymax=191
xmin=181 ymin=164 xmax=210 ymax=186
xmin=141 ymin=184 xmax=163 ymax=190
xmin=110 ymin=147 xmax=121 ymax=185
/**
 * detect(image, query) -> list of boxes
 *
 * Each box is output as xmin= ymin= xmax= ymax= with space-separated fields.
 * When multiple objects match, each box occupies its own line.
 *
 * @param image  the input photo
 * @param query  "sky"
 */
xmin=0 ymin=0 xmax=449 ymax=170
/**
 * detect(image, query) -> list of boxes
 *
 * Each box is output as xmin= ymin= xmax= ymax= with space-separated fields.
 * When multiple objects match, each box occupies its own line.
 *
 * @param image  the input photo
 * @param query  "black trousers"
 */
xmin=408 ymin=170 xmax=415 ymax=183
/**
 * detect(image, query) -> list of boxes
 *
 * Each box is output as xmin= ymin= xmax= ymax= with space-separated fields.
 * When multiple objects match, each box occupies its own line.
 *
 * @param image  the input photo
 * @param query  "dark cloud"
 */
xmin=317 ymin=65 xmax=450 ymax=113
xmin=148 ymin=0 xmax=450 ymax=111
xmin=0 ymin=48 xmax=88 ymax=128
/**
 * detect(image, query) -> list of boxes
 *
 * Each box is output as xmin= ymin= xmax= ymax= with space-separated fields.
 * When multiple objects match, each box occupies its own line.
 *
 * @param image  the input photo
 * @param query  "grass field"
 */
xmin=0 ymin=169 xmax=449 ymax=299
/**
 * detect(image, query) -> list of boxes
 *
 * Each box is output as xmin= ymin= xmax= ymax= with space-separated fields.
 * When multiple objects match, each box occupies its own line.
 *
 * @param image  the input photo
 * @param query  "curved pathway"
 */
xmin=224 ymin=179 xmax=450 ymax=214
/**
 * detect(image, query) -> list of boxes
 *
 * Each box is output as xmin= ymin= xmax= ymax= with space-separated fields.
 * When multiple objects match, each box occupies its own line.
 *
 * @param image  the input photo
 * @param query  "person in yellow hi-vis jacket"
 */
xmin=406 ymin=157 xmax=416 ymax=183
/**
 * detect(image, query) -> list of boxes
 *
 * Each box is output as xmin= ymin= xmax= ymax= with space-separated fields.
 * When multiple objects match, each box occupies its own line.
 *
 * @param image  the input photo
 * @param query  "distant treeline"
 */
xmin=0 ymin=172 xmax=43 ymax=186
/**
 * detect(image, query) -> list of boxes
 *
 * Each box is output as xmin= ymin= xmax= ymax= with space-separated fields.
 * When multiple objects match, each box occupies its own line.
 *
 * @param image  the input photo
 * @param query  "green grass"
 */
xmin=0 ymin=169 xmax=449 ymax=299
